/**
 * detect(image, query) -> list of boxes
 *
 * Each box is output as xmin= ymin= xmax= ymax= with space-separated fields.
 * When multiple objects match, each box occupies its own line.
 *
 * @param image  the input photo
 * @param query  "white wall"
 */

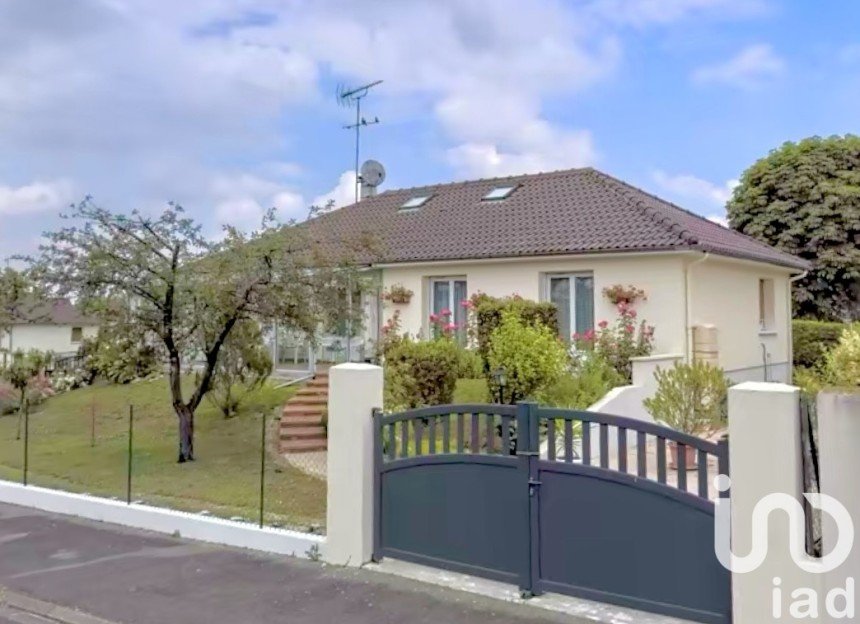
xmin=689 ymin=257 xmax=793 ymax=380
xmin=381 ymin=253 xmax=688 ymax=356
xmin=2 ymin=324 xmax=98 ymax=359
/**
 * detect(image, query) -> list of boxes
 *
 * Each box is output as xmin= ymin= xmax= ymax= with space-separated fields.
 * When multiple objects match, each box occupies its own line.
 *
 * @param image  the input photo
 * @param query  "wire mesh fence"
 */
xmin=0 ymin=382 xmax=327 ymax=535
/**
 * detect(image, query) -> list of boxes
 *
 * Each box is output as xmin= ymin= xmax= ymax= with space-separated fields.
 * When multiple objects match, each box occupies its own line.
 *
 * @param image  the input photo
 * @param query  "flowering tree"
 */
xmin=575 ymin=299 xmax=654 ymax=382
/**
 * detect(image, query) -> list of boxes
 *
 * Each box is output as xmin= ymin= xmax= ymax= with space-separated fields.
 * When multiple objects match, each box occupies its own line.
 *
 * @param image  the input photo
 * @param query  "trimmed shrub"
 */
xmin=384 ymin=338 xmax=478 ymax=411
xmin=485 ymin=311 xmax=569 ymax=403
xmin=823 ymin=325 xmax=860 ymax=387
xmin=472 ymin=294 xmax=558 ymax=368
xmin=793 ymin=320 xmax=848 ymax=369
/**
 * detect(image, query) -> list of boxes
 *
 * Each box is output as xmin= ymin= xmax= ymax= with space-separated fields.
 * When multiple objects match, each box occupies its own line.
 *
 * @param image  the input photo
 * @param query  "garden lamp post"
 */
xmin=493 ymin=366 xmax=507 ymax=404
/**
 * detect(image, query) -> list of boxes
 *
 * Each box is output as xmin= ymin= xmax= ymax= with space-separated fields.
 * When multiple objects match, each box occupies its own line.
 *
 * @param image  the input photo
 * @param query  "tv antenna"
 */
xmin=338 ymin=80 xmax=382 ymax=204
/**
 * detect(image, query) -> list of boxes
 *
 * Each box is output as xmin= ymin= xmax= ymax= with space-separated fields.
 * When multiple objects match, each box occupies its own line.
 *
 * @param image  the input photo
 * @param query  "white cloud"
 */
xmin=692 ymin=44 xmax=784 ymax=90
xmin=707 ymin=213 xmax=729 ymax=227
xmin=652 ymin=170 xmax=737 ymax=208
xmin=588 ymin=0 xmax=769 ymax=27
xmin=311 ymin=171 xmax=357 ymax=210
xmin=0 ymin=179 xmax=74 ymax=216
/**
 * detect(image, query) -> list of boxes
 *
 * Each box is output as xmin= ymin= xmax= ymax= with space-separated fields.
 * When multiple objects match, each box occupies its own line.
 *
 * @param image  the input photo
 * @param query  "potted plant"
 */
xmin=383 ymin=284 xmax=414 ymax=305
xmin=602 ymin=284 xmax=646 ymax=306
xmin=643 ymin=360 xmax=729 ymax=470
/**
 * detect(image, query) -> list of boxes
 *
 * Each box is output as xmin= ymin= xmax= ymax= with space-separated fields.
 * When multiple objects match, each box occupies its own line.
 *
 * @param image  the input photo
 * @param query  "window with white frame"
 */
xmin=429 ymin=277 xmax=467 ymax=342
xmin=759 ymin=278 xmax=775 ymax=331
xmin=546 ymin=273 xmax=595 ymax=343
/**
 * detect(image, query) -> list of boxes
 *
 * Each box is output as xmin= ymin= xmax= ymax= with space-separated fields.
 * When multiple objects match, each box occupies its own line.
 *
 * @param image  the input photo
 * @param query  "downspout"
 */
xmin=684 ymin=252 xmax=710 ymax=363
xmin=787 ymin=270 xmax=809 ymax=378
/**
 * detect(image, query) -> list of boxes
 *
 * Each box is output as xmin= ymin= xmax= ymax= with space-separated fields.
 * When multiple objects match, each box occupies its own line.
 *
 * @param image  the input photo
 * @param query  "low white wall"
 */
xmin=0 ymin=481 xmax=324 ymax=558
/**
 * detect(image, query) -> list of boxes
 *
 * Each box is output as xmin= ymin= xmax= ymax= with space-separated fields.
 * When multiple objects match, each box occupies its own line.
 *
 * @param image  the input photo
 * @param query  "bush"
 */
xmin=543 ymin=353 xmax=624 ymax=409
xmin=485 ymin=311 xmax=569 ymax=403
xmin=83 ymin=328 xmax=158 ymax=384
xmin=577 ymin=300 xmax=654 ymax=382
xmin=793 ymin=320 xmax=847 ymax=369
xmin=471 ymin=294 xmax=558 ymax=369
xmin=384 ymin=338 xmax=477 ymax=411
xmin=823 ymin=325 xmax=860 ymax=388
xmin=643 ymin=361 xmax=728 ymax=437
xmin=206 ymin=321 xmax=273 ymax=418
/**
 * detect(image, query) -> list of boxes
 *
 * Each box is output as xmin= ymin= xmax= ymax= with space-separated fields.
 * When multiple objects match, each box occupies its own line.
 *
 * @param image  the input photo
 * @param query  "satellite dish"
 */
xmin=360 ymin=160 xmax=386 ymax=187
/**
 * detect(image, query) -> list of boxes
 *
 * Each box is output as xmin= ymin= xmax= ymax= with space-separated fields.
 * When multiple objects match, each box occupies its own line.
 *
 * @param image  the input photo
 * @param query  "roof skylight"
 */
xmin=400 ymin=195 xmax=431 ymax=210
xmin=482 ymin=186 xmax=517 ymax=200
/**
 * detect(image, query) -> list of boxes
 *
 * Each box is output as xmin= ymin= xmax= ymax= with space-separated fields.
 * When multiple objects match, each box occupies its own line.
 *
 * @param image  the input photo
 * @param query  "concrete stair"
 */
xmin=279 ymin=372 xmax=329 ymax=453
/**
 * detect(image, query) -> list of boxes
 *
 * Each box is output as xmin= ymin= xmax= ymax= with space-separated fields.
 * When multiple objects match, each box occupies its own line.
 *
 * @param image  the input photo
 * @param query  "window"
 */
xmin=547 ymin=274 xmax=594 ymax=343
xmin=430 ymin=277 xmax=468 ymax=343
xmin=71 ymin=327 xmax=83 ymax=343
xmin=759 ymin=278 xmax=775 ymax=331
xmin=400 ymin=195 xmax=431 ymax=210
xmin=482 ymin=186 xmax=516 ymax=201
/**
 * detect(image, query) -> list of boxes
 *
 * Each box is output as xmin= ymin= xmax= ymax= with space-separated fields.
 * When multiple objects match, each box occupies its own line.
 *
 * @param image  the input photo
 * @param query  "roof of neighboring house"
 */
xmin=307 ymin=167 xmax=810 ymax=270
xmin=10 ymin=298 xmax=98 ymax=326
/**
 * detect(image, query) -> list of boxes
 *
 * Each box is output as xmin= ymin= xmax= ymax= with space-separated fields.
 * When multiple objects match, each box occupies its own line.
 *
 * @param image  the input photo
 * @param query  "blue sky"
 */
xmin=1 ymin=0 xmax=859 ymax=258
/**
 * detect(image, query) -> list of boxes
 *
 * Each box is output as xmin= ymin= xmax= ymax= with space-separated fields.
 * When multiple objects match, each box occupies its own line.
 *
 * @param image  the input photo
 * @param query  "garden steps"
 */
xmin=279 ymin=372 xmax=329 ymax=454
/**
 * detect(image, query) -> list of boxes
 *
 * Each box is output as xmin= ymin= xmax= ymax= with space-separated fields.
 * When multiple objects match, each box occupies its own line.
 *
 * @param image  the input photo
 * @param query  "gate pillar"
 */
xmin=325 ymin=363 xmax=383 ymax=566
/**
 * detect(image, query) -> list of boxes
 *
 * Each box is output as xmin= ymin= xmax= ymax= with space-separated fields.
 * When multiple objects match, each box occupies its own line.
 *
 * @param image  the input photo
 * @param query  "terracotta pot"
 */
xmin=669 ymin=442 xmax=698 ymax=471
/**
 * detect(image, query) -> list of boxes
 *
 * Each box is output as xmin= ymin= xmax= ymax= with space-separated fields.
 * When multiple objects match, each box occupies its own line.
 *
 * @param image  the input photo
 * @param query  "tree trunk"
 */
xmin=177 ymin=403 xmax=195 ymax=463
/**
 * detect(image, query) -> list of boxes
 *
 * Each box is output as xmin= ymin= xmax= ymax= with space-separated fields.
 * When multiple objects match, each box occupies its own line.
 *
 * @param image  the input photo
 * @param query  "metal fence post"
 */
xmin=22 ymin=400 xmax=29 ymax=486
xmin=259 ymin=411 xmax=266 ymax=528
xmin=516 ymin=401 xmax=541 ymax=598
xmin=126 ymin=405 xmax=134 ymax=504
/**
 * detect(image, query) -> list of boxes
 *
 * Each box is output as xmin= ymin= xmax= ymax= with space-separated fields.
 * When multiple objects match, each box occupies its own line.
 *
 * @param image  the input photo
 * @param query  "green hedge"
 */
xmin=793 ymin=320 xmax=848 ymax=369
xmin=473 ymin=295 xmax=558 ymax=369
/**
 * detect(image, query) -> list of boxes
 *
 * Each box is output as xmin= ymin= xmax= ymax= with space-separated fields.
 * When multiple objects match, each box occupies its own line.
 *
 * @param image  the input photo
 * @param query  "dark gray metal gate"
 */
xmin=373 ymin=403 xmax=731 ymax=624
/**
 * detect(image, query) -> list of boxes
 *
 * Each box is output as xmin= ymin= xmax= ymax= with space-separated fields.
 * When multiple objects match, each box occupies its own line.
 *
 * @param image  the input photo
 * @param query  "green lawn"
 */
xmin=0 ymin=377 xmax=326 ymax=532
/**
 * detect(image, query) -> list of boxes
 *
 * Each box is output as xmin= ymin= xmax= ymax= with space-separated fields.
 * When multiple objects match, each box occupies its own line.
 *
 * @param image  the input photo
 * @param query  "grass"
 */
xmin=0 ymin=377 xmax=327 ymax=531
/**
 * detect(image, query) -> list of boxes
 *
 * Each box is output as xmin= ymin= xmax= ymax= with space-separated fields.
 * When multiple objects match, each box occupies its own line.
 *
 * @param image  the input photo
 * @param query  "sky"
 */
xmin=1 ymin=0 xmax=859 ymax=258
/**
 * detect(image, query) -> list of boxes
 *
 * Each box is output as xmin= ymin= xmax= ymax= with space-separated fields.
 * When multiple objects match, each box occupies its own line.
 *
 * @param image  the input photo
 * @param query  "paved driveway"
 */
xmin=0 ymin=503 xmax=583 ymax=624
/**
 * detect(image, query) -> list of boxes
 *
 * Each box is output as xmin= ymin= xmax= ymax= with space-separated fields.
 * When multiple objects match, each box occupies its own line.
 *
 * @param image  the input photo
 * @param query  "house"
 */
xmin=304 ymin=167 xmax=809 ymax=382
xmin=0 ymin=299 xmax=98 ymax=367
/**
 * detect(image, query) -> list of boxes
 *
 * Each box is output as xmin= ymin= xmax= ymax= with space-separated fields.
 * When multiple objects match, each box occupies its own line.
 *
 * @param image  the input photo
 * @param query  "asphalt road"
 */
xmin=0 ymin=503 xmax=584 ymax=624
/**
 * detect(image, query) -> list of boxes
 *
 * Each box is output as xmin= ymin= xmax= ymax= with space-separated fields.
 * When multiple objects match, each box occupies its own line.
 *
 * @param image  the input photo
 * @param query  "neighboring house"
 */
xmin=304 ymin=167 xmax=809 ymax=382
xmin=0 ymin=299 xmax=99 ymax=367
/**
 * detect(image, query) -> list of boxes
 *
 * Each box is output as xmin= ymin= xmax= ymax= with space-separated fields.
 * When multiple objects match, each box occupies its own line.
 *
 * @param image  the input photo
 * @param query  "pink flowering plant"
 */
xmin=429 ymin=308 xmax=461 ymax=340
xmin=574 ymin=299 xmax=654 ymax=382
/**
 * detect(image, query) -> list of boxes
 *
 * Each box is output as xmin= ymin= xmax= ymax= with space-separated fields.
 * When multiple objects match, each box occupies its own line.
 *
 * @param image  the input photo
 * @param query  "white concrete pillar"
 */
xmin=324 ymin=363 xmax=383 ymax=566
xmin=818 ymin=390 xmax=860 ymax=612
xmin=728 ymin=382 xmax=811 ymax=624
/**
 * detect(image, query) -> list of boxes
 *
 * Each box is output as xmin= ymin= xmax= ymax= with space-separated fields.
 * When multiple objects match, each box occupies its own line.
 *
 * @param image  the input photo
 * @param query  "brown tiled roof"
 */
xmin=307 ymin=167 xmax=810 ymax=270
xmin=11 ymin=298 xmax=97 ymax=326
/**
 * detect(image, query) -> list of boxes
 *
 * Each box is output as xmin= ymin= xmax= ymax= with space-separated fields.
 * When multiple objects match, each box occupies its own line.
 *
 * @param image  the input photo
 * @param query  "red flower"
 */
xmin=629 ymin=309 xmax=638 ymax=319
xmin=429 ymin=313 xmax=439 ymax=322
xmin=625 ymin=325 xmax=635 ymax=334
xmin=440 ymin=308 xmax=452 ymax=316
xmin=598 ymin=320 xmax=608 ymax=329
xmin=584 ymin=329 xmax=595 ymax=340
xmin=444 ymin=322 xmax=458 ymax=331
xmin=572 ymin=332 xmax=580 ymax=340
xmin=460 ymin=299 xmax=473 ymax=308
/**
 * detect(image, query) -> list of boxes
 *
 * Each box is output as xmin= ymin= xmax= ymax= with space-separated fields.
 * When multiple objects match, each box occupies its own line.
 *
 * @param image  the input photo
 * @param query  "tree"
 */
xmin=727 ymin=135 xmax=860 ymax=321
xmin=0 ymin=268 xmax=35 ymax=338
xmin=2 ymin=350 xmax=49 ymax=440
xmin=206 ymin=320 xmax=273 ymax=418
xmin=30 ymin=199 xmax=362 ymax=462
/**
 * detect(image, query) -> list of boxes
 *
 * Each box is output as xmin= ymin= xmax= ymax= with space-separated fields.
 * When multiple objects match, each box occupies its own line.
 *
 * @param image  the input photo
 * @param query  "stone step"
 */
xmin=289 ymin=395 xmax=327 ymax=407
xmin=280 ymin=414 xmax=324 ymax=427
xmin=280 ymin=426 xmax=326 ymax=440
xmin=294 ymin=387 xmax=327 ymax=397
xmin=281 ymin=438 xmax=327 ymax=453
